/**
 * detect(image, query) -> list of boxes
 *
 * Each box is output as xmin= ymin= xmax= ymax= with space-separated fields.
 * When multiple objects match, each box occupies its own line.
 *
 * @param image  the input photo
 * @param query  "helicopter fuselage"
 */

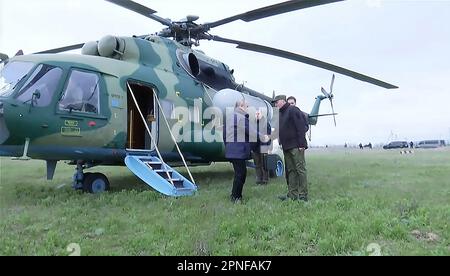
xmin=0 ymin=35 xmax=326 ymax=171
xmin=0 ymin=35 xmax=285 ymax=166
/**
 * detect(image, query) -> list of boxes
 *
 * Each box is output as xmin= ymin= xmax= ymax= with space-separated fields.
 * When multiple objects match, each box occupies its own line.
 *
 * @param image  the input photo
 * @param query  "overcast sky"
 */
xmin=1 ymin=0 xmax=450 ymax=146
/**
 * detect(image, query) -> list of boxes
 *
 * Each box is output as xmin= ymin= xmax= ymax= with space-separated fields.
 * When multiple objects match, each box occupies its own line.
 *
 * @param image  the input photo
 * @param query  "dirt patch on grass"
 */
xmin=411 ymin=230 xmax=440 ymax=242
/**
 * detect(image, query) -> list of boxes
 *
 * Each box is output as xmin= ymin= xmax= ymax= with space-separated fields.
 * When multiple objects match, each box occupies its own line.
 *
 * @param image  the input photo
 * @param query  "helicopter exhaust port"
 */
xmin=187 ymin=53 xmax=200 ymax=76
xmin=177 ymin=51 xmax=200 ymax=77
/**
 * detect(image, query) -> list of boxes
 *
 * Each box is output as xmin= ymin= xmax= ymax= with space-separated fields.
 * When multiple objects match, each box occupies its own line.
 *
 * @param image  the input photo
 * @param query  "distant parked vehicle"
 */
xmin=416 ymin=140 xmax=446 ymax=149
xmin=363 ymin=143 xmax=373 ymax=149
xmin=383 ymin=141 xmax=409 ymax=149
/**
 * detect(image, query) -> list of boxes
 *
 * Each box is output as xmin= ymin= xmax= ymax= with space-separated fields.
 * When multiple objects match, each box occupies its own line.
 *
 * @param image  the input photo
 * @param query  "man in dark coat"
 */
xmin=224 ymin=100 xmax=260 ymax=202
xmin=272 ymin=95 xmax=309 ymax=201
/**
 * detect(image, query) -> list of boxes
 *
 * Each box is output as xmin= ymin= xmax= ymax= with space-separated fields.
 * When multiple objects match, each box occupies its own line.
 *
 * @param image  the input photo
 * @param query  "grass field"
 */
xmin=1 ymin=148 xmax=449 ymax=256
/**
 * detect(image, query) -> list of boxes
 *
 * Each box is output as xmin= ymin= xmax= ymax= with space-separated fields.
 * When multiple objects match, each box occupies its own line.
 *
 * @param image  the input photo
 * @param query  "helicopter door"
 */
xmin=126 ymin=82 xmax=157 ymax=150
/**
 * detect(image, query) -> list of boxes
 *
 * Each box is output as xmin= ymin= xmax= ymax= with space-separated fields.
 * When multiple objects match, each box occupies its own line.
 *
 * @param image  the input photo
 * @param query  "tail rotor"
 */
xmin=321 ymin=74 xmax=337 ymax=126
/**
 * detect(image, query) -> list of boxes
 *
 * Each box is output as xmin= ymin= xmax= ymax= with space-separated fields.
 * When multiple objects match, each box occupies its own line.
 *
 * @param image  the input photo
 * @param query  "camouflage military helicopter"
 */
xmin=0 ymin=0 xmax=397 ymax=196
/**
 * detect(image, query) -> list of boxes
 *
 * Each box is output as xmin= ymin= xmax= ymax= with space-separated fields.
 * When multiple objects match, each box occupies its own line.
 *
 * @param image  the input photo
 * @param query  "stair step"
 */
xmin=125 ymin=155 xmax=197 ymax=197
xmin=168 ymin=178 xmax=184 ymax=188
xmin=144 ymin=161 xmax=162 ymax=170
xmin=176 ymin=187 xmax=195 ymax=192
xmin=154 ymin=170 xmax=173 ymax=177
xmin=144 ymin=162 xmax=162 ymax=165
xmin=144 ymin=161 xmax=162 ymax=164
xmin=154 ymin=169 xmax=173 ymax=173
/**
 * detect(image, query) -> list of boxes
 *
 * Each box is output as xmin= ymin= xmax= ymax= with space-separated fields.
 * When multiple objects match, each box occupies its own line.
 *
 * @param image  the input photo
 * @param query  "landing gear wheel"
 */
xmin=75 ymin=172 xmax=91 ymax=190
xmin=83 ymin=173 xmax=110 ymax=194
xmin=275 ymin=160 xmax=284 ymax=177
xmin=269 ymin=160 xmax=284 ymax=178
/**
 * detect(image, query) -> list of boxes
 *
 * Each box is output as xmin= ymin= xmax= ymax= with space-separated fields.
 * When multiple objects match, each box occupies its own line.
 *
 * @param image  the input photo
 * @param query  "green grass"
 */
xmin=1 ymin=148 xmax=449 ymax=256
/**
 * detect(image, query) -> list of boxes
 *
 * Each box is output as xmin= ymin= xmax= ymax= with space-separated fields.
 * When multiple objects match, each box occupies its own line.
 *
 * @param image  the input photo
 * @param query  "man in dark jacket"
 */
xmin=223 ymin=100 xmax=255 ymax=202
xmin=272 ymin=95 xmax=309 ymax=201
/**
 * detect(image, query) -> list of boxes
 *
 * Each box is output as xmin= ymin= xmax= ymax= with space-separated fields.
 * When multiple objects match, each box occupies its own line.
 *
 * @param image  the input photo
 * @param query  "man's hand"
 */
xmin=261 ymin=135 xmax=270 ymax=143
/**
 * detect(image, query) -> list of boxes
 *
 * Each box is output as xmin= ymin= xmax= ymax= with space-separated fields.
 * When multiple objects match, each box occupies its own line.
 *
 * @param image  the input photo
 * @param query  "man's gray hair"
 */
xmin=235 ymin=99 xmax=246 ymax=108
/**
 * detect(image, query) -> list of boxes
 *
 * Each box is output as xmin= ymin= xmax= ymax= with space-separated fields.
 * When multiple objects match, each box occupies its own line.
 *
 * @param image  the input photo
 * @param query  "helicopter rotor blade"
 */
xmin=321 ymin=87 xmax=330 ymax=98
xmin=330 ymin=99 xmax=337 ymax=126
xmin=210 ymin=35 xmax=398 ymax=89
xmin=204 ymin=0 xmax=343 ymax=30
xmin=105 ymin=0 xmax=172 ymax=27
xmin=34 ymin=43 xmax=85 ymax=54
xmin=308 ymin=113 xmax=338 ymax=118
xmin=330 ymin=74 xmax=335 ymax=94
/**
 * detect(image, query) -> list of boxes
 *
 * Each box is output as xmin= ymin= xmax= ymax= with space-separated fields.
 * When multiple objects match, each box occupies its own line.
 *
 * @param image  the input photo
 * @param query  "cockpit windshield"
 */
xmin=0 ymin=61 xmax=35 ymax=97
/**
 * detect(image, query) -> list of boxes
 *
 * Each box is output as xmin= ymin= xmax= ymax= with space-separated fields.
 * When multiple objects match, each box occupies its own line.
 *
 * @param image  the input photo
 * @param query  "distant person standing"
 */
xmin=410 ymin=141 xmax=414 ymax=148
xmin=287 ymin=95 xmax=310 ymax=125
xmin=272 ymin=95 xmax=309 ymax=201
xmin=359 ymin=143 xmax=363 ymax=150
xmin=287 ymin=96 xmax=297 ymax=106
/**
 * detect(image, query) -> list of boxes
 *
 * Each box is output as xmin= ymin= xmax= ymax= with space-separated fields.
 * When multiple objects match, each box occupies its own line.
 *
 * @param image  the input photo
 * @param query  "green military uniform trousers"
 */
xmin=283 ymin=148 xmax=308 ymax=199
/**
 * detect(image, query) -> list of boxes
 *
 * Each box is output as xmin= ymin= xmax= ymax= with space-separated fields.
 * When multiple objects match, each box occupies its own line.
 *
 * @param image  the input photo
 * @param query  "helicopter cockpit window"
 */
xmin=0 ymin=61 xmax=35 ymax=98
xmin=59 ymin=70 xmax=100 ymax=114
xmin=15 ymin=64 xmax=63 ymax=107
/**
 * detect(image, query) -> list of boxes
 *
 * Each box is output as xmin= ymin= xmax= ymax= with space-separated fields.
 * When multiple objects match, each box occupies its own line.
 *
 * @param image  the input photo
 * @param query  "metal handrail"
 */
xmin=153 ymin=91 xmax=196 ymax=185
xmin=127 ymin=83 xmax=174 ymax=186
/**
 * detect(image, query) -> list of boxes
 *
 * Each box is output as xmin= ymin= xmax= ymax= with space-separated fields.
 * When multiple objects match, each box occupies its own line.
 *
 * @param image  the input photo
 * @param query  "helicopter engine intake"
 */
xmin=81 ymin=41 xmax=100 ymax=56
xmin=82 ymin=35 xmax=126 ymax=59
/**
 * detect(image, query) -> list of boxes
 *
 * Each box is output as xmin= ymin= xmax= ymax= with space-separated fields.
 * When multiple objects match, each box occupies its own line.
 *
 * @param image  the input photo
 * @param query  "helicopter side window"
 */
xmin=15 ymin=64 xmax=63 ymax=107
xmin=59 ymin=70 xmax=100 ymax=114
xmin=0 ymin=61 xmax=35 ymax=98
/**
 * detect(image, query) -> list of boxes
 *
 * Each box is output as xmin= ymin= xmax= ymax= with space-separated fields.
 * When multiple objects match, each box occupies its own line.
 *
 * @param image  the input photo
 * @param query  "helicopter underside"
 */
xmin=0 ymin=143 xmax=217 ymax=166
xmin=0 ymin=145 xmax=121 ymax=163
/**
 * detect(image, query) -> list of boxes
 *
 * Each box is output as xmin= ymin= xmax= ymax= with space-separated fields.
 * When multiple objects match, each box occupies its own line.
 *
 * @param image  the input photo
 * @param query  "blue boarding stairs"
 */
xmin=126 ymin=82 xmax=197 ymax=197
xmin=125 ymin=153 xmax=197 ymax=197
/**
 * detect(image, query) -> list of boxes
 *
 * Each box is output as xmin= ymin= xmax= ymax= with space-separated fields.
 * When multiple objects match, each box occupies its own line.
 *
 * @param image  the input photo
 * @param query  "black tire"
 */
xmin=269 ymin=170 xmax=276 ymax=178
xmin=83 ymin=173 xmax=110 ymax=194
xmin=268 ymin=159 xmax=284 ymax=178
xmin=73 ymin=172 xmax=91 ymax=190
xmin=83 ymin=172 xmax=92 ymax=179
